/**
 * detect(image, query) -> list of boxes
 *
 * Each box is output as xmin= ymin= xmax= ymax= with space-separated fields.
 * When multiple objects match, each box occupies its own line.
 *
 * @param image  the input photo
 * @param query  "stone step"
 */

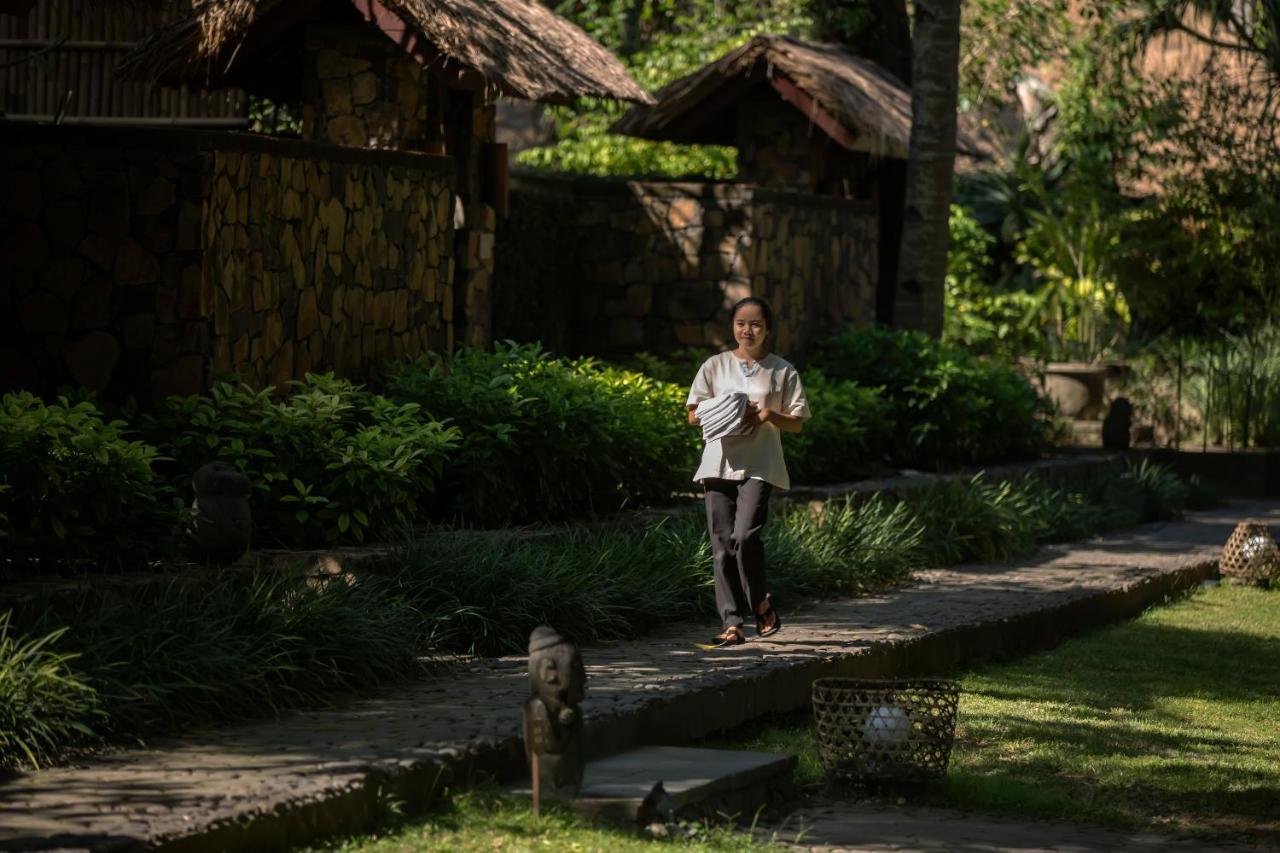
xmin=508 ymin=746 xmax=797 ymax=827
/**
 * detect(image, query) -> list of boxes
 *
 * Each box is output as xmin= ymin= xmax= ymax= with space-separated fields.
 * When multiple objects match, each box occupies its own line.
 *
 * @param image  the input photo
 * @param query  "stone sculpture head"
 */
xmin=188 ymin=462 xmax=253 ymax=564
xmin=528 ymin=626 xmax=586 ymax=713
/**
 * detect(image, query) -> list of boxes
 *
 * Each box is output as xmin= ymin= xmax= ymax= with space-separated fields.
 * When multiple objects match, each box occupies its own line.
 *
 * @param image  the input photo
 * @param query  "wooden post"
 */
xmin=531 ymin=752 xmax=541 ymax=818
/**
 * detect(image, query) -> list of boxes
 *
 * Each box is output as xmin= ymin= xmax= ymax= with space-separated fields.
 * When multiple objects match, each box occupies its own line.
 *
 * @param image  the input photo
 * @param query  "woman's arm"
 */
xmin=756 ymin=408 xmax=804 ymax=433
xmin=687 ymin=404 xmax=700 ymax=426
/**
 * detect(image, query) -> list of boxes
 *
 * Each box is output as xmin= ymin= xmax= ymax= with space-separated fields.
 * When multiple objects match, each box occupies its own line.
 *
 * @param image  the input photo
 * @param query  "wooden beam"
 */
xmin=349 ymin=0 xmax=489 ymax=92
xmin=768 ymin=71 xmax=860 ymax=151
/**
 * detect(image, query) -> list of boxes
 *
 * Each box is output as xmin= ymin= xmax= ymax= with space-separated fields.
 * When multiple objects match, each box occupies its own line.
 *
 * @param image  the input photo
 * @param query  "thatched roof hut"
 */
xmin=611 ymin=34 xmax=982 ymax=159
xmin=118 ymin=0 xmax=653 ymax=105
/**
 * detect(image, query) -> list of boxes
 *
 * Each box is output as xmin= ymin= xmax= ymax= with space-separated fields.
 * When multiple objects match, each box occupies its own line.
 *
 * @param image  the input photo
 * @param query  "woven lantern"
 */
xmin=1221 ymin=521 xmax=1280 ymax=587
xmin=812 ymin=678 xmax=959 ymax=784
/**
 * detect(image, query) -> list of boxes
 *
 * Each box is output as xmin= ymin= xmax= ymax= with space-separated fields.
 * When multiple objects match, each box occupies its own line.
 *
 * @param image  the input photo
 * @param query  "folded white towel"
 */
xmin=696 ymin=393 xmax=753 ymax=443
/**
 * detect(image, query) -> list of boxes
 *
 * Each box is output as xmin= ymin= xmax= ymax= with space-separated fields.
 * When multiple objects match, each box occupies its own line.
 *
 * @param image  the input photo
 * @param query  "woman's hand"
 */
xmin=687 ymin=405 xmax=700 ymax=426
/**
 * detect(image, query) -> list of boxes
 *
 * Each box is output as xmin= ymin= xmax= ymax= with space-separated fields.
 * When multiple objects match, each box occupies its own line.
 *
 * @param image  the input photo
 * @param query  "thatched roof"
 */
xmin=612 ymin=35 xmax=985 ymax=159
xmin=117 ymin=0 xmax=653 ymax=105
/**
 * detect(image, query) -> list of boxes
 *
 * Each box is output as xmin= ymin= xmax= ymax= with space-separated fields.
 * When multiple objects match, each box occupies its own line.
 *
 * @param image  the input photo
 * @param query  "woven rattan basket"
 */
xmin=1221 ymin=521 xmax=1280 ymax=587
xmin=812 ymin=678 xmax=959 ymax=784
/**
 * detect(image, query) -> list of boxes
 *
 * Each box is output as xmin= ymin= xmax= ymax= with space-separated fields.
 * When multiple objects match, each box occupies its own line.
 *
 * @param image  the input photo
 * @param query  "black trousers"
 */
xmin=704 ymin=477 xmax=773 ymax=628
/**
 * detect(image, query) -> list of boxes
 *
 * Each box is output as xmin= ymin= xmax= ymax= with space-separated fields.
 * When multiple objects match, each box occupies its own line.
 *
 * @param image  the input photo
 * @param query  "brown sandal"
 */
xmin=755 ymin=595 xmax=782 ymax=638
xmin=708 ymin=626 xmax=745 ymax=647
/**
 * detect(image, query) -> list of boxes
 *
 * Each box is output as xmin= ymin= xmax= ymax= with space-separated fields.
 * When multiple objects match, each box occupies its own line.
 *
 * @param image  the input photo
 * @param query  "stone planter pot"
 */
xmin=1044 ymin=362 xmax=1109 ymax=420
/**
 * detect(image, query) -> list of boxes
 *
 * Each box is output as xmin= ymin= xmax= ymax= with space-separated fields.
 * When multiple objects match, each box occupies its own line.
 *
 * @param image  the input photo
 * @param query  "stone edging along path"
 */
xmin=3 ymin=498 xmax=1266 ymax=853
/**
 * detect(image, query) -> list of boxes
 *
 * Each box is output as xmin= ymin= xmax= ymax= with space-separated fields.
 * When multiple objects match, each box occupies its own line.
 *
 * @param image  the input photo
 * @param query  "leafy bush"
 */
xmin=786 ymin=371 xmax=894 ymax=483
xmin=809 ymin=326 xmax=1049 ymax=468
xmin=626 ymin=352 xmax=895 ymax=483
xmin=383 ymin=344 xmax=700 ymax=526
xmin=944 ymin=204 xmax=1048 ymax=360
xmin=145 ymin=376 xmax=459 ymax=546
xmin=0 ymin=393 xmax=175 ymax=568
xmin=0 ymin=615 xmax=102 ymax=769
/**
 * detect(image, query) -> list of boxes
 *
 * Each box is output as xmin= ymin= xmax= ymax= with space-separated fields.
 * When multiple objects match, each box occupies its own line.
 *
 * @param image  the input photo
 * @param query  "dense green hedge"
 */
xmin=143 ymin=375 xmax=459 ymax=547
xmin=382 ymin=344 xmax=699 ymax=525
xmin=808 ymin=325 xmax=1050 ymax=467
xmin=1 ymin=329 xmax=1051 ymax=561
xmin=0 ymin=393 xmax=177 ymax=567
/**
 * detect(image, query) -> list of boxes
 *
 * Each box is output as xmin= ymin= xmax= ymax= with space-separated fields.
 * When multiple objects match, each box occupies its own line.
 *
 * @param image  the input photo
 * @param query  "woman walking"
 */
xmin=686 ymin=297 xmax=810 ymax=648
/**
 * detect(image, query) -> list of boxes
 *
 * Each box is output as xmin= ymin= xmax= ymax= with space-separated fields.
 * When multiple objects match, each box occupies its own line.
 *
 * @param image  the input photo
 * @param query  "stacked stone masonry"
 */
xmin=516 ymin=177 xmax=878 ymax=356
xmin=0 ymin=124 xmax=454 ymax=404
xmin=203 ymin=147 xmax=454 ymax=389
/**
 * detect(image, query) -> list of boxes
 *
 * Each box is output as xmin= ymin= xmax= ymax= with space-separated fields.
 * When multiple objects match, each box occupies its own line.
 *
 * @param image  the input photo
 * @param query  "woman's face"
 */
xmin=733 ymin=304 xmax=769 ymax=352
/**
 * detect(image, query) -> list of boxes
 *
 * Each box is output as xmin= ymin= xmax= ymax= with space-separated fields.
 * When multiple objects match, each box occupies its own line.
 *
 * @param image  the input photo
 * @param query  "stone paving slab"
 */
xmin=507 ymin=746 xmax=796 ymax=826
xmin=2 ymin=500 xmax=1274 ymax=853
xmin=765 ymin=799 xmax=1265 ymax=852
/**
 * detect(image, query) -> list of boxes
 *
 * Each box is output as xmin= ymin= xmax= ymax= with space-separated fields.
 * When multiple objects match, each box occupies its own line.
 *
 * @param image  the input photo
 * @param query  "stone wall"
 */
xmin=202 ymin=145 xmax=454 ymax=390
xmin=1 ymin=129 xmax=207 ymax=402
xmin=734 ymin=86 xmax=879 ymax=201
xmin=507 ymin=176 xmax=877 ymax=357
xmin=0 ymin=124 xmax=454 ymax=404
xmin=299 ymin=21 xmax=497 ymax=351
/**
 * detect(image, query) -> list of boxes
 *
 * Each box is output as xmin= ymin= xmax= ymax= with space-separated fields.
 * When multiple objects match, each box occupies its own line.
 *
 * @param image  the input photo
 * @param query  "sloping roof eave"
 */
xmin=118 ymin=0 xmax=654 ymax=106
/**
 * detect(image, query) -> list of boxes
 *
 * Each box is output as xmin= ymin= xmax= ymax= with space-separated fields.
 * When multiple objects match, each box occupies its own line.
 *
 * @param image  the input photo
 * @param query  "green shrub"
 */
xmin=0 ymin=615 xmax=102 ymax=769
xmin=383 ymin=344 xmax=700 ymax=526
xmin=145 ymin=376 xmax=459 ymax=547
xmin=626 ymin=353 xmax=895 ymax=484
xmin=809 ymin=326 xmax=1049 ymax=468
xmin=787 ymin=371 xmax=894 ymax=483
xmin=0 ymin=393 xmax=175 ymax=568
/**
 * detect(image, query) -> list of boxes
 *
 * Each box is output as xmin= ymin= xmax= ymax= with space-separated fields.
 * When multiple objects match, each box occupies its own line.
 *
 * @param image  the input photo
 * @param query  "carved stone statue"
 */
xmin=1102 ymin=397 xmax=1133 ymax=450
xmin=187 ymin=462 xmax=252 ymax=564
xmin=522 ymin=626 xmax=586 ymax=802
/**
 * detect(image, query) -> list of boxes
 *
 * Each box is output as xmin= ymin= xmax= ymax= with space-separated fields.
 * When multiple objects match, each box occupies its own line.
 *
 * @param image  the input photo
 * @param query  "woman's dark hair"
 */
xmin=730 ymin=296 xmax=774 ymax=330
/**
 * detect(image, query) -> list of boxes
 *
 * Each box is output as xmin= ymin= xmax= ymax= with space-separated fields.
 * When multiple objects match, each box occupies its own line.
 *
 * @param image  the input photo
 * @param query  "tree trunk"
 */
xmin=894 ymin=0 xmax=962 ymax=337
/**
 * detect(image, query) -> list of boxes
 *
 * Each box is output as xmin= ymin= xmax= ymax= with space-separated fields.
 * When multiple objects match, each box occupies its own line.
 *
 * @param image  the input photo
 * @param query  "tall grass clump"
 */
xmin=768 ymin=497 xmax=924 ymax=597
xmin=3 ymin=462 xmax=1200 ymax=768
xmin=8 ymin=568 xmax=429 ymax=763
xmin=392 ymin=521 xmax=715 ymax=656
xmin=390 ymin=498 xmax=927 ymax=657
xmin=0 ymin=615 xmax=102 ymax=768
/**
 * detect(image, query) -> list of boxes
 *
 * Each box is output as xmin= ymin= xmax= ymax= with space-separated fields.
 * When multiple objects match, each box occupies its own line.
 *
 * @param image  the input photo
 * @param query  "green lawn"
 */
xmin=721 ymin=584 xmax=1280 ymax=845
xmin=306 ymin=790 xmax=776 ymax=852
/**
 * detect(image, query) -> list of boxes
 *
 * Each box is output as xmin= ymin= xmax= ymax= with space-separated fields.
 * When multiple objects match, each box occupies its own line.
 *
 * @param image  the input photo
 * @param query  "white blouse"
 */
xmin=686 ymin=351 xmax=811 ymax=490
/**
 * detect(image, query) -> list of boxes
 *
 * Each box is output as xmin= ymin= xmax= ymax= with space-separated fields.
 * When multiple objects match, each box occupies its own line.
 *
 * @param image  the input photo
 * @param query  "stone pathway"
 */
xmin=766 ymin=799 xmax=1263 ymax=852
xmin=2 ymin=500 xmax=1274 ymax=853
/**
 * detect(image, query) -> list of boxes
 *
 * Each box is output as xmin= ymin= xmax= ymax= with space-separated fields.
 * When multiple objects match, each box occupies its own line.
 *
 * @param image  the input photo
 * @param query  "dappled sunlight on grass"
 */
xmin=308 ymin=789 xmax=777 ymax=852
xmin=939 ymin=584 xmax=1280 ymax=842
xmin=709 ymin=585 xmax=1280 ymax=845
